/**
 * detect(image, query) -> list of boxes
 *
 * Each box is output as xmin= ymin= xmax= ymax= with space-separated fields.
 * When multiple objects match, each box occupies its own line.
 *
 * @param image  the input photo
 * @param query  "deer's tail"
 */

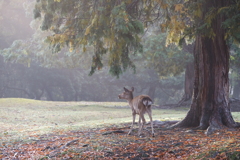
xmin=142 ymin=97 xmax=153 ymax=107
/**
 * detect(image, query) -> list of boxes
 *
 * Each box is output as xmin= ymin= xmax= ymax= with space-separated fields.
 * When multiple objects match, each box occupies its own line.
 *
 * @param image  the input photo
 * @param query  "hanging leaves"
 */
xmin=33 ymin=0 xmax=240 ymax=77
xmin=142 ymin=32 xmax=193 ymax=78
xmin=33 ymin=0 xmax=154 ymax=77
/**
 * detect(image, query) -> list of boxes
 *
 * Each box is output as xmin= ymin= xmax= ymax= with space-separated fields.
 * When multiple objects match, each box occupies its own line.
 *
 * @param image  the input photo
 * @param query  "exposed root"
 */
xmin=205 ymin=125 xmax=220 ymax=136
xmin=166 ymin=119 xmax=240 ymax=136
xmin=193 ymin=125 xmax=208 ymax=130
xmin=168 ymin=119 xmax=194 ymax=129
xmin=235 ymin=122 xmax=240 ymax=127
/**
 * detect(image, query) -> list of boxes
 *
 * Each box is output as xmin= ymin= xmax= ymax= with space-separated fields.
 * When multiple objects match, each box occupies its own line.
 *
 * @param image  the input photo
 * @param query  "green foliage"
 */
xmin=1 ymin=40 xmax=32 ymax=66
xmin=143 ymin=33 xmax=193 ymax=77
xmin=41 ymin=13 xmax=53 ymax=30
xmin=159 ymin=0 xmax=240 ymax=46
xmin=230 ymin=43 xmax=240 ymax=70
xmin=2 ymin=0 xmax=240 ymax=79
xmin=33 ymin=8 xmax=41 ymax=19
xmin=220 ymin=2 xmax=240 ymax=42
xmin=33 ymin=0 xmax=240 ymax=77
xmin=34 ymin=0 xmax=148 ymax=77
xmin=230 ymin=43 xmax=240 ymax=90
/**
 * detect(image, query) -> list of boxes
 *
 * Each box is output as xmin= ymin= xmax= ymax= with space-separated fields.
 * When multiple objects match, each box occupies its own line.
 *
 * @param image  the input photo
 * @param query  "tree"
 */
xmin=0 ymin=0 xmax=34 ymax=98
xmin=0 ymin=0 xmax=33 ymax=49
xmin=143 ymin=32 xmax=192 ymax=78
xmin=230 ymin=43 xmax=240 ymax=99
xmin=34 ymin=0 xmax=240 ymax=133
xmin=142 ymin=32 xmax=193 ymax=104
xmin=168 ymin=1 xmax=240 ymax=133
xmin=33 ymin=0 xmax=147 ymax=77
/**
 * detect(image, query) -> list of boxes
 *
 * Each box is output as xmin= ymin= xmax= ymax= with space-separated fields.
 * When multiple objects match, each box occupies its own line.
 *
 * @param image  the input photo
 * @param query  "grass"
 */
xmin=0 ymin=98 xmax=186 ymax=141
xmin=1 ymin=98 xmax=240 ymax=159
xmin=1 ymin=98 xmax=240 ymax=141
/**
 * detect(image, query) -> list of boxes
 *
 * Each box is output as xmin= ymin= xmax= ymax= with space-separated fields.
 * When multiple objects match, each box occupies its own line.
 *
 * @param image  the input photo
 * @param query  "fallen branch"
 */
xmin=102 ymin=130 xmax=125 ymax=135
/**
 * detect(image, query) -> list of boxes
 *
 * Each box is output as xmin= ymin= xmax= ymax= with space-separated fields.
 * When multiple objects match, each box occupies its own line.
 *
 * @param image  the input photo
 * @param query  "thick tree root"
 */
xmin=167 ymin=120 xmax=240 ymax=135
xmin=205 ymin=125 xmax=221 ymax=136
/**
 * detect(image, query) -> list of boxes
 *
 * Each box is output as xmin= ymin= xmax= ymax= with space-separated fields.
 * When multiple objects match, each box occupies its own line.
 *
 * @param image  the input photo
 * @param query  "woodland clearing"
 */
xmin=0 ymin=98 xmax=240 ymax=159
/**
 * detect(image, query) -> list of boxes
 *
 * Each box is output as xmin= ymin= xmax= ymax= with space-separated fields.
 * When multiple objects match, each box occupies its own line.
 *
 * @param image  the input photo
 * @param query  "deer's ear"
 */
xmin=123 ymin=87 xmax=129 ymax=92
xmin=131 ymin=87 xmax=134 ymax=92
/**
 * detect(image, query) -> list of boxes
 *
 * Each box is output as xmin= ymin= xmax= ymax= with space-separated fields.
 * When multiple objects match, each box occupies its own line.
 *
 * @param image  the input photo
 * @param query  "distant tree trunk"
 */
xmin=33 ymin=88 xmax=44 ymax=100
xmin=178 ymin=62 xmax=194 ymax=106
xmin=173 ymin=0 xmax=239 ymax=134
xmin=44 ymin=87 xmax=54 ymax=101
xmin=74 ymin=91 xmax=79 ymax=101
xmin=5 ymin=86 xmax=34 ymax=99
xmin=177 ymin=42 xmax=194 ymax=106
xmin=184 ymin=62 xmax=194 ymax=100
xmin=148 ymin=84 xmax=156 ymax=100
xmin=232 ymin=80 xmax=240 ymax=99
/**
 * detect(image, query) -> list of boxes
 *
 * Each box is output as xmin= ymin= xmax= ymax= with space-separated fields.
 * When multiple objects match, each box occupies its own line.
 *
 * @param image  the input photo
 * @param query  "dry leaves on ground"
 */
xmin=1 ymin=121 xmax=240 ymax=160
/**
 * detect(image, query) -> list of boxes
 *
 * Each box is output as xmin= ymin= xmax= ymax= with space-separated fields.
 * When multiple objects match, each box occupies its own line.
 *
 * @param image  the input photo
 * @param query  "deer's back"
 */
xmin=131 ymin=95 xmax=152 ymax=114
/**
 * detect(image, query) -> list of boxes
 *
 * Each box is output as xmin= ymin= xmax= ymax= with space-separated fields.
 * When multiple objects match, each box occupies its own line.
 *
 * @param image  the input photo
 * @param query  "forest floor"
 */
xmin=1 ymin=98 xmax=240 ymax=159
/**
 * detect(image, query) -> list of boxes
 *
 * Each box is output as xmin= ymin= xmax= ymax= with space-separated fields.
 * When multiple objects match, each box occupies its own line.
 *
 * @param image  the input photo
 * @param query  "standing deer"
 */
xmin=118 ymin=87 xmax=155 ymax=137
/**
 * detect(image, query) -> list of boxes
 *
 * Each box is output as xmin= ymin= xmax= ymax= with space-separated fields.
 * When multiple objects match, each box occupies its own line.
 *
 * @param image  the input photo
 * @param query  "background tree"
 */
xmin=1 ymin=0 xmax=193 ymax=104
xmin=142 ymin=31 xmax=194 ymax=105
xmin=2 ymin=0 xmax=240 ymax=134
xmin=0 ymin=0 xmax=33 ymax=48
xmin=32 ymin=0 xmax=240 ymax=133
xmin=0 ymin=0 xmax=34 ymax=98
xmin=33 ymin=0 xmax=164 ymax=77
xmin=165 ymin=0 xmax=240 ymax=133
xmin=230 ymin=43 xmax=240 ymax=99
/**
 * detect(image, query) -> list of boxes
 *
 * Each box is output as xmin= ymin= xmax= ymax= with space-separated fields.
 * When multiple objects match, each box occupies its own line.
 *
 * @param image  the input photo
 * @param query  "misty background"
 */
xmin=0 ymin=0 xmax=240 ymax=104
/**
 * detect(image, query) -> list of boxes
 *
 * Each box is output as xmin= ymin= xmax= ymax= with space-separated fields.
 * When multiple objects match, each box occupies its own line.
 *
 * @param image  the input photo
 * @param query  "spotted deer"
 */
xmin=118 ymin=87 xmax=154 ymax=137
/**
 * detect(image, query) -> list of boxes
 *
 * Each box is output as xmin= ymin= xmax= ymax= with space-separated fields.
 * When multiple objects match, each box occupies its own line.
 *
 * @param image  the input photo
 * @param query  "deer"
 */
xmin=118 ymin=87 xmax=155 ymax=137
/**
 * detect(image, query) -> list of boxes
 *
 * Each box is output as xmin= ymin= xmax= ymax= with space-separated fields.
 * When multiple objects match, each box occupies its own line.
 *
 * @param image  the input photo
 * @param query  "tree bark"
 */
xmin=177 ymin=61 xmax=194 ymax=106
xmin=173 ymin=0 xmax=239 ymax=134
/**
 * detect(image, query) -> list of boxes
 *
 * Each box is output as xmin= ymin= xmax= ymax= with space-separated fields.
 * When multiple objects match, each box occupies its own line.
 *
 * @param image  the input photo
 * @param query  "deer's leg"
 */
xmin=138 ymin=113 xmax=145 ymax=136
xmin=139 ymin=114 xmax=146 ymax=133
xmin=138 ymin=114 xmax=145 ymax=125
xmin=138 ymin=115 xmax=141 ymax=125
xmin=139 ymin=114 xmax=146 ymax=124
xmin=128 ymin=113 xmax=136 ymax=135
xmin=146 ymin=107 xmax=155 ymax=137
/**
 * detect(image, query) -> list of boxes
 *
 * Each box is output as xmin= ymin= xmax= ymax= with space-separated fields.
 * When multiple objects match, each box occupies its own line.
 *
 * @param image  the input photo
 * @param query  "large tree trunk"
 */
xmin=173 ymin=0 xmax=239 ymax=134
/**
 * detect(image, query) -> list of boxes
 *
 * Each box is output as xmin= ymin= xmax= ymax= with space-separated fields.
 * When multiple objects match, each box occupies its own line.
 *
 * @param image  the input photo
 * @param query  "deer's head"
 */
xmin=118 ymin=87 xmax=134 ymax=100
